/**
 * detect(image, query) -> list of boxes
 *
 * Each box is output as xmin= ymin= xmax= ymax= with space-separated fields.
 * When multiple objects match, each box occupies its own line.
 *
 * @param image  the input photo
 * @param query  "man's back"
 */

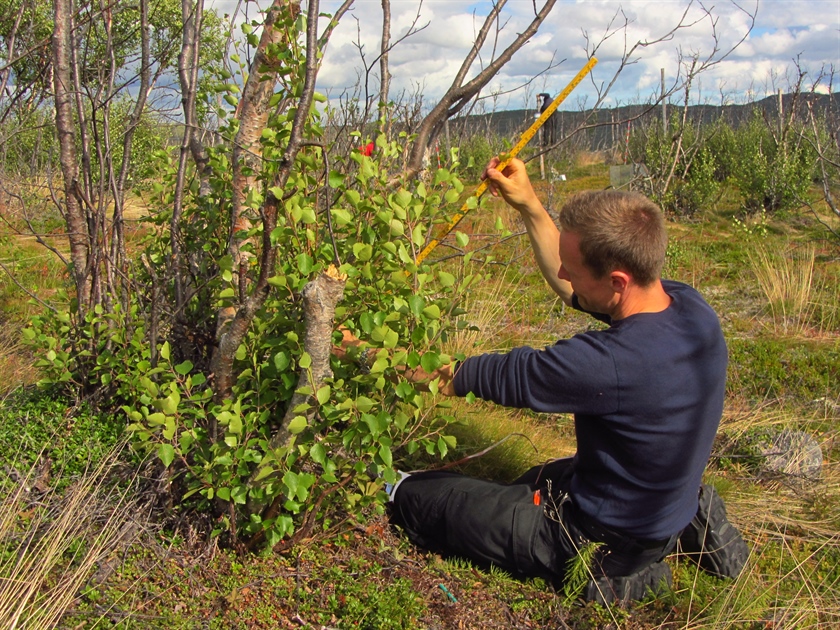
xmin=570 ymin=280 xmax=727 ymax=538
xmin=453 ymin=280 xmax=727 ymax=539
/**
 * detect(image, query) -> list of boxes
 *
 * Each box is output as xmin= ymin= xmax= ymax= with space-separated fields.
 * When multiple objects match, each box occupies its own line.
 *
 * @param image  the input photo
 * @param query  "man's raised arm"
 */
xmin=482 ymin=157 xmax=573 ymax=305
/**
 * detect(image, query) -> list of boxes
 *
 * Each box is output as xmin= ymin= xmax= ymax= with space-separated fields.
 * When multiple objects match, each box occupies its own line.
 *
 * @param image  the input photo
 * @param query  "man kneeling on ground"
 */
xmin=339 ymin=157 xmax=749 ymax=604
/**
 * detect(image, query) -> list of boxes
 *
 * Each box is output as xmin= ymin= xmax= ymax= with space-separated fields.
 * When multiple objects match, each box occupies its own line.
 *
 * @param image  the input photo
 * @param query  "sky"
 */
xmin=210 ymin=0 xmax=840 ymax=111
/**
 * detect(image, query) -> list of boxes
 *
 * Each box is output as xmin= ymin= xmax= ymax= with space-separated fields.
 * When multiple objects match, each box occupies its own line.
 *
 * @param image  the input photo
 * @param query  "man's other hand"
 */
xmin=333 ymin=326 xmax=458 ymax=396
xmin=402 ymin=360 xmax=457 ymax=396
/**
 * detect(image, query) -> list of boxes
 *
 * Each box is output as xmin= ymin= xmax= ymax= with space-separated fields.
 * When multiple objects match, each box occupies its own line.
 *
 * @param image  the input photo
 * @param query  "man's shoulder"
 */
xmin=661 ymin=279 xmax=697 ymax=295
xmin=660 ymin=280 xmax=725 ymax=348
xmin=662 ymin=280 xmax=717 ymax=312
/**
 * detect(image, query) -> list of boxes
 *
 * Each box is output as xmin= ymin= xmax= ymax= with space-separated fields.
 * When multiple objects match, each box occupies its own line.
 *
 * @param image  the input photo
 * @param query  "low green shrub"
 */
xmin=0 ymin=389 xmax=123 ymax=489
xmin=630 ymin=109 xmax=823 ymax=217
xmin=22 ymin=59 xmax=494 ymax=550
xmin=457 ymin=132 xmax=499 ymax=181
xmin=628 ymin=116 xmax=722 ymax=217
xmin=731 ymin=111 xmax=818 ymax=214
xmin=726 ymin=337 xmax=839 ymax=402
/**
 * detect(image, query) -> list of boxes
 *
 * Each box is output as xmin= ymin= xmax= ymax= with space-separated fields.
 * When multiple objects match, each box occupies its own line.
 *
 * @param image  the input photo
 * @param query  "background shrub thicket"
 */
xmin=732 ymin=111 xmax=819 ymax=213
xmin=628 ymin=108 xmax=822 ymax=217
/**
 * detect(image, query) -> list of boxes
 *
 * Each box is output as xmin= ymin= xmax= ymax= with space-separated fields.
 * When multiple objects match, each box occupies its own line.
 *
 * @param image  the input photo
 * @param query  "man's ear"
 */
xmin=610 ymin=270 xmax=630 ymax=293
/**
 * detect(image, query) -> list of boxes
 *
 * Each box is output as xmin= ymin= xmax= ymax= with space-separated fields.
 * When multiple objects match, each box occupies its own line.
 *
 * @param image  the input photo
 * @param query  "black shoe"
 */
xmin=679 ymin=484 xmax=749 ymax=579
xmin=583 ymin=561 xmax=672 ymax=605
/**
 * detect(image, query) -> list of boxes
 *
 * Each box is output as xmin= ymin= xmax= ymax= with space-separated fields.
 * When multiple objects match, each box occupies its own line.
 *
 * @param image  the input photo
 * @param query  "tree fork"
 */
xmin=402 ymin=0 xmax=557 ymax=181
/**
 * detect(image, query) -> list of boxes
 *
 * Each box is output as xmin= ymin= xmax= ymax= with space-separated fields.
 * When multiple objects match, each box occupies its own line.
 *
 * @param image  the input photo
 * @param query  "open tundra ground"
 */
xmin=1 ymin=159 xmax=839 ymax=629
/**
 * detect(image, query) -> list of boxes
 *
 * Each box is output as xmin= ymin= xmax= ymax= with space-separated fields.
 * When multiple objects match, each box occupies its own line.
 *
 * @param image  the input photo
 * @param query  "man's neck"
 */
xmin=610 ymin=280 xmax=671 ymax=320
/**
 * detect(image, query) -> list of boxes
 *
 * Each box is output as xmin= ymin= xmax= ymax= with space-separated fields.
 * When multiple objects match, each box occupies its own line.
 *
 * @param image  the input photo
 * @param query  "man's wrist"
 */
xmin=446 ymin=359 xmax=459 ymax=396
xmin=514 ymin=195 xmax=546 ymax=217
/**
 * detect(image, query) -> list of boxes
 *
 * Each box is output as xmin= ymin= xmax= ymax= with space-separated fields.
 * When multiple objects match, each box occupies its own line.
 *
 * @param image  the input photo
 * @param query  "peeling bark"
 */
xmin=229 ymin=0 xmax=299 ymax=275
xmin=271 ymin=265 xmax=347 ymax=450
xmin=213 ymin=0 xmax=301 ymax=374
xmin=211 ymin=0 xmax=320 ymax=406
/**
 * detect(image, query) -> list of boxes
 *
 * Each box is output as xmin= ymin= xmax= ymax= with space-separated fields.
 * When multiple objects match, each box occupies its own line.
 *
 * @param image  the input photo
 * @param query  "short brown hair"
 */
xmin=558 ymin=190 xmax=667 ymax=286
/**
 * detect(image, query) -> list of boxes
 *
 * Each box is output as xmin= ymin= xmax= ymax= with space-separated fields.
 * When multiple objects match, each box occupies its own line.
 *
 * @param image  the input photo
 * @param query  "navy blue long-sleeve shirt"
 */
xmin=453 ymin=280 xmax=727 ymax=540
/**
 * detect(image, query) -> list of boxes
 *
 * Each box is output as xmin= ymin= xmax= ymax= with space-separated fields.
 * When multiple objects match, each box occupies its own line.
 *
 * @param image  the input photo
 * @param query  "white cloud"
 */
xmin=207 ymin=0 xmax=840 ymax=109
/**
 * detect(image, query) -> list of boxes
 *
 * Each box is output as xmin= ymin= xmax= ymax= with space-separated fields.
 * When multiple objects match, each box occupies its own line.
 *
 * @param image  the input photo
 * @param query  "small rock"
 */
xmin=755 ymin=429 xmax=822 ymax=481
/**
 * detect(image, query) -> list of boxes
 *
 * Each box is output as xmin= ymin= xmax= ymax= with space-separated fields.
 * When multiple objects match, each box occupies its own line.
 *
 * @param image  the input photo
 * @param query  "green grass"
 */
xmin=0 ymin=234 xmax=68 ymax=321
xmin=0 ymin=389 xmax=124 ymax=491
xmin=727 ymin=337 xmax=839 ymax=403
xmin=61 ymin=528 xmax=430 ymax=629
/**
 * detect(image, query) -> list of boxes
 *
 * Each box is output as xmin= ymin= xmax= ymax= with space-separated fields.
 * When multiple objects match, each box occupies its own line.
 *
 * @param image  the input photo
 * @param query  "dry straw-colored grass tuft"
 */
xmin=445 ymin=272 xmax=528 ymax=358
xmin=0 ymin=443 xmax=144 ymax=629
xmin=748 ymin=243 xmax=837 ymax=337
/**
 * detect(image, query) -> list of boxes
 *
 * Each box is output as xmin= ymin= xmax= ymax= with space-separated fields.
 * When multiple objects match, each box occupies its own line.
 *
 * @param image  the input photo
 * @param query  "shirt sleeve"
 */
xmin=452 ymin=332 xmax=620 ymax=414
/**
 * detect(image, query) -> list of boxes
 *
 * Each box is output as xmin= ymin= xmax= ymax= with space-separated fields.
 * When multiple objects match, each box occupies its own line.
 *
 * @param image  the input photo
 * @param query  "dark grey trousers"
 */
xmin=390 ymin=459 xmax=676 ymax=584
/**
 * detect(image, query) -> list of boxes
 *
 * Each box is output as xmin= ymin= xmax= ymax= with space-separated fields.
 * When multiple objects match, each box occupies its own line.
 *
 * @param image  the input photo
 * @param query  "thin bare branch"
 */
xmin=317 ymin=0 xmax=354 ymax=52
xmin=172 ymin=0 xmax=206 ymax=310
xmin=0 ymin=2 xmax=26 ymax=100
xmin=404 ymin=0 xmax=558 ymax=180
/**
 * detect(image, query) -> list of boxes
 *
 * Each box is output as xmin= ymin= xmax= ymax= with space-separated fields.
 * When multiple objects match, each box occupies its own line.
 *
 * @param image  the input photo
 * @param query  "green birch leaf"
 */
xmin=288 ymin=415 xmax=308 ymax=434
xmin=379 ymin=444 xmax=393 ymax=467
xmin=420 ymin=352 xmax=441 ymax=373
xmin=158 ymin=444 xmax=175 ymax=467
xmin=328 ymin=170 xmax=345 ymax=188
xmin=438 ymin=271 xmax=456 ymax=287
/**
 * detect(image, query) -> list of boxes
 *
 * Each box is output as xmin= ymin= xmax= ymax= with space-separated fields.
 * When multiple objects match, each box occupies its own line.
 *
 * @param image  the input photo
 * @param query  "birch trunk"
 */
xmin=52 ymin=0 xmax=91 ymax=312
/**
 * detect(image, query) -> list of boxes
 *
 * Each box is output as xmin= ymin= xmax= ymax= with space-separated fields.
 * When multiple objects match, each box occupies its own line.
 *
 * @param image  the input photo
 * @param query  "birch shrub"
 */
xmin=731 ymin=111 xmax=819 ymax=214
xmin=631 ymin=112 xmax=821 ymax=217
xmin=17 ymin=0 xmax=547 ymax=550
xmin=25 ymin=122 xmax=482 ymax=549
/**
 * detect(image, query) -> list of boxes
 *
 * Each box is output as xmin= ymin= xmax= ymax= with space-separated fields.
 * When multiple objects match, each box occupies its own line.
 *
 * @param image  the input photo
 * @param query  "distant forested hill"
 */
xmin=446 ymin=92 xmax=838 ymax=152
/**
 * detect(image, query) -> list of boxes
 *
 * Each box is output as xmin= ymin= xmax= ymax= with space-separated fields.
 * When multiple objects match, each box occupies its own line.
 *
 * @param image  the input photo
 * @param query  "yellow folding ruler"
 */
xmin=415 ymin=56 xmax=598 ymax=266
